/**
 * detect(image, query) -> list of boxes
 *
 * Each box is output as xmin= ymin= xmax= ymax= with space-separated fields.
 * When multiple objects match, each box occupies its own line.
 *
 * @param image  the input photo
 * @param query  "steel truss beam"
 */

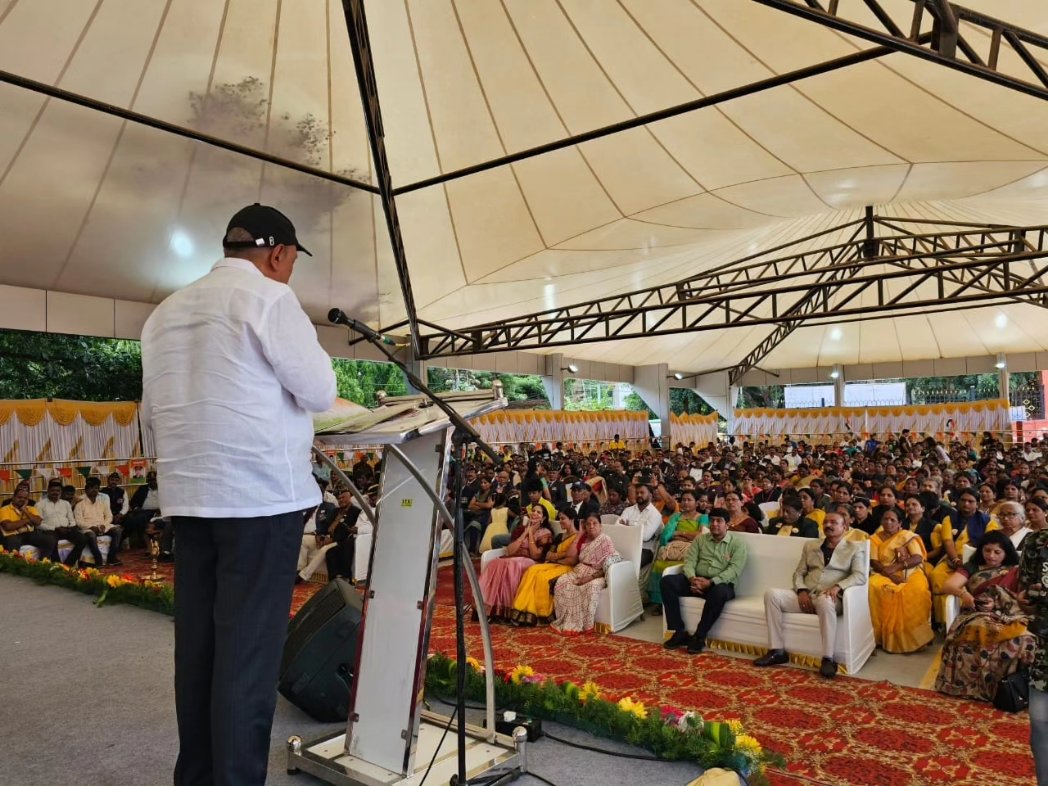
xmin=752 ymin=0 xmax=1048 ymax=102
xmin=412 ymin=216 xmax=1048 ymax=369
xmin=341 ymin=0 xmax=421 ymax=355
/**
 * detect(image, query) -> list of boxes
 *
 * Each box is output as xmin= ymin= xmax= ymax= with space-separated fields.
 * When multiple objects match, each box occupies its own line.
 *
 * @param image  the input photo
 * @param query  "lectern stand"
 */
xmin=287 ymin=394 xmax=524 ymax=786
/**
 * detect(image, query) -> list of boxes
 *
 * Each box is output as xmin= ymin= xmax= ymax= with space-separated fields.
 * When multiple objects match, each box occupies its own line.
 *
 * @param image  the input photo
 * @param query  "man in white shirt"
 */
xmin=36 ymin=480 xmax=80 ymax=564
xmin=72 ymin=476 xmax=123 ymax=566
xmin=141 ymin=203 xmax=336 ymax=786
xmin=619 ymin=482 xmax=664 ymax=604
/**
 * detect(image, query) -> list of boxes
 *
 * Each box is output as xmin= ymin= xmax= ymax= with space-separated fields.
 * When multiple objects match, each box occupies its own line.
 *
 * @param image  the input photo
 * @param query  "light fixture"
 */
xmin=995 ymin=314 xmax=1008 ymax=329
xmin=829 ymin=364 xmax=841 ymax=380
xmin=829 ymin=327 xmax=842 ymax=341
xmin=995 ymin=353 xmax=1007 ymax=370
xmin=562 ymin=364 xmax=579 ymax=374
xmin=673 ymin=372 xmax=684 ymax=380
xmin=170 ymin=229 xmax=194 ymax=258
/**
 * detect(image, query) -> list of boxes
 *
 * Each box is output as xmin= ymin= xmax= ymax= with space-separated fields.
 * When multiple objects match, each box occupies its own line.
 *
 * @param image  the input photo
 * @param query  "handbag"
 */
xmin=657 ymin=540 xmax=691 ymax=562
xmin=993 ymin=667 xmax=1029 ymax=713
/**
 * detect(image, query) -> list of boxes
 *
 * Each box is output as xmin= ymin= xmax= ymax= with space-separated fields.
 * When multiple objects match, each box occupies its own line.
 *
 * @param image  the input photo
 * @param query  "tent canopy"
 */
xmin=2 ymin=0 xmax=1048 ymax=374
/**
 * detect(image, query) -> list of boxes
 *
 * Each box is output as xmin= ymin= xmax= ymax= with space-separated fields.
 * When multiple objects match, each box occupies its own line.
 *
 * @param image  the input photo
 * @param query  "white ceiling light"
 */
xmin=995 ymin=353 xmax=1007 ymax=370
xmin=562 ymin=364 xmax=579 ymax=374
xmin=995 ymin=314 xmax=1008 ymax=329
xmin=829 ymin=327 xmax=842 ymax=341
xmin=170 ymin=229 xmax=194 ymax=258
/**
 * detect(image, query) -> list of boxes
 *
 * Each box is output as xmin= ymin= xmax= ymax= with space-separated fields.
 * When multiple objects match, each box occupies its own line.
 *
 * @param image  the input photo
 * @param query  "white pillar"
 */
xmin=833 ymin=365 xmax=845 ymax=407
xmin=542 ymin=354 xmax=565 ymax=410
xmin=633 ymin=364 xmax=672 ymax=446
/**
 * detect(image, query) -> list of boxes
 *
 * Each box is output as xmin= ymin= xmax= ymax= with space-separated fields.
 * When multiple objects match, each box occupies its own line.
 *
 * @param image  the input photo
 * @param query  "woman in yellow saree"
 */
xmin=509 ymin=506 xmax=580 ymax=626
xmin=868 ymin=507 xmax=934 ymax=653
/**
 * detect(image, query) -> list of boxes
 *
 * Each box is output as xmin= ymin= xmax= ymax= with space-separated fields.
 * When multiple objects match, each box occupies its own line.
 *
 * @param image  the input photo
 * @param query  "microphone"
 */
xmin=327 ymin=308 xmax=403 ymax=347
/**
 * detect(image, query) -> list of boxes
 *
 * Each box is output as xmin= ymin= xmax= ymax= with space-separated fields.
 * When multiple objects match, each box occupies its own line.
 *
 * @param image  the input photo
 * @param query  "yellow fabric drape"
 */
xmin=0 ymin=399 xmax=139 ymax=427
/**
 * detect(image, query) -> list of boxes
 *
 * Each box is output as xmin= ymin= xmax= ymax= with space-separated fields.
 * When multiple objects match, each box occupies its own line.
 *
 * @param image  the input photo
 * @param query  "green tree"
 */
xmin=0 ymin=330 xmax=144 ymax=400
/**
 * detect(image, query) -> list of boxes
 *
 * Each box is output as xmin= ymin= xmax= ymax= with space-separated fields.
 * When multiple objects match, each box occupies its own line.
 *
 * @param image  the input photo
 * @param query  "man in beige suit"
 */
xmin=753 ymin=509 xmax=867 ymax=678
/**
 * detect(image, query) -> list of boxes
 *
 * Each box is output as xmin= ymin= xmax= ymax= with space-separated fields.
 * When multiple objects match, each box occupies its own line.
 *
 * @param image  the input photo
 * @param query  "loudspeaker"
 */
xmin=279 ymin=577 xmax=362 ymax=722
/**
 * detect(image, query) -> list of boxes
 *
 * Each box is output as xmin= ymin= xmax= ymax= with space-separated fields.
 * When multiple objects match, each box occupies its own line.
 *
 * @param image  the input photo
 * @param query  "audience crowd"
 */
xmin=5 ymin=429 xmax=1048 ymax=730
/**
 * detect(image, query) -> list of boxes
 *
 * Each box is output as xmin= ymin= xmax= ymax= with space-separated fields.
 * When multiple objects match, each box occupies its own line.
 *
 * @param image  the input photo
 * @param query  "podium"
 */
xmin=287 ymin=392 xmax=525 ymax=786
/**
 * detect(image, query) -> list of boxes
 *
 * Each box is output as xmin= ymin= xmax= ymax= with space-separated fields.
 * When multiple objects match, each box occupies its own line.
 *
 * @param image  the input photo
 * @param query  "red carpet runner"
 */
xmin=117 ymin=551 xmax=1034 ymax=786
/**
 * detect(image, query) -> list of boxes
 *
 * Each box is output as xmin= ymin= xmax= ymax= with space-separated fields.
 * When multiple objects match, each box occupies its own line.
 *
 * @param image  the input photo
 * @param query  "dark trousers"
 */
xmin=2 ymin=529 xmax=56 ymax=558
xmin=660 ymin=573 xmax=735 ymax=640
xmin=324 ymin=537 xmax=355 ymax=580
xmin=65 ymin=527 xmax=123 ymax=564
xmin=123 ymin=508 xmax=159 ymax=545
xmin=173 ymin=512 xmax=303 ymax=786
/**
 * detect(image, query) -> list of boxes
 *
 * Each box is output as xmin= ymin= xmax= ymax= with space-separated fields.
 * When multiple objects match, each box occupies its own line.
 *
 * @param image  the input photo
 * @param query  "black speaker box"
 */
xmin=279 ymin=577 xmax=362 ymax=722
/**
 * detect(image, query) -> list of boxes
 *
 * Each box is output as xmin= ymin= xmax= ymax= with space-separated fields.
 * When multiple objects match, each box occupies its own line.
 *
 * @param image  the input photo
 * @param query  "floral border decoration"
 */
xmin=425 ymin=654 xmax=783 ymax=784
xmin=0 ymin=548 xmax=174 ymax=615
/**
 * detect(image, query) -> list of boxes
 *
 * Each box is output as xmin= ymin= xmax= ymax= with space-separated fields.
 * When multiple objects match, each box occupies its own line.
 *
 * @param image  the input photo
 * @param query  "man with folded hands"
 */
xmin=753 ymin=509 xmax=867 ymax=678
xmin=661 ymin=507 xmax=748 ymax=654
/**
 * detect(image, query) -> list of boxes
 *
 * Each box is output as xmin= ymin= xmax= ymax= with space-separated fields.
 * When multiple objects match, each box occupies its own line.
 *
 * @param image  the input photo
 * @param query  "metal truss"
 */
xmin=413 ymin=213 xmax=1048 ymax=369
xmin=753 ymin=0 xmax=1048 ymax=102
xmin=341 ymin=0 xmax=421 ymax=354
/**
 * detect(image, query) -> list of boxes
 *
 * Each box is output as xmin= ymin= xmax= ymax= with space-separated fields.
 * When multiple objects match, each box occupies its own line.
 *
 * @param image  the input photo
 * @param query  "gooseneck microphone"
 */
xmin=327 ymin=308 xmax=401 ymax=346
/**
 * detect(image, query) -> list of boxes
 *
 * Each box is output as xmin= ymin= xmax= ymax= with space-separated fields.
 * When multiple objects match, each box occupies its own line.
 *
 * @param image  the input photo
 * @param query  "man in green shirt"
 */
xmin=661 ymin=507 xmax=749 ymax=654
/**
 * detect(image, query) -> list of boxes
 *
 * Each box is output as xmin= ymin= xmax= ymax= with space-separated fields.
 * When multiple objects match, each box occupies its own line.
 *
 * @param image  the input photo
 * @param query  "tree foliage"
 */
xmin=0 ymin=330 xmax=145 ymax=400
xmin=427 ymin=367 xmax=549 ymax=404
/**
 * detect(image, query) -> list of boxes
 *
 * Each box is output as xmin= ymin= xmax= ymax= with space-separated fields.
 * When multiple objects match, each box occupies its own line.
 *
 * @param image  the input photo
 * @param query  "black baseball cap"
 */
xmin=223 ymin=203 xmax=312 ymax=256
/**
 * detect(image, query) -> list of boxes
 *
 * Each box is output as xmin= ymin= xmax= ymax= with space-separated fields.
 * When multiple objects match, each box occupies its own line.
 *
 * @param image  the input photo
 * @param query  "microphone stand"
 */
xmin=338 ymin=318 xmax=500 ymax=786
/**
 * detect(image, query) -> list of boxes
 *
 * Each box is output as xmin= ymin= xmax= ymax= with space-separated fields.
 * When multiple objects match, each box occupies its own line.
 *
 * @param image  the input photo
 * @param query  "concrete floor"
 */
xmin=615 ymin=607 xmax=942 ymax=689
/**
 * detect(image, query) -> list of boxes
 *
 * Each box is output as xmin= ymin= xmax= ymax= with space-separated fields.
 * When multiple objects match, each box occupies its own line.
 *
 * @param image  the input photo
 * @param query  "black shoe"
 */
xmin=754 ymin=649 xmax=789 ymax=667
xmin=819 ymin=657 xmax=838 ymax=679
xmin=686 ymin=635 xmax=706 ymax=654
xmin=664 ymin=630 xmax=690 ymax=650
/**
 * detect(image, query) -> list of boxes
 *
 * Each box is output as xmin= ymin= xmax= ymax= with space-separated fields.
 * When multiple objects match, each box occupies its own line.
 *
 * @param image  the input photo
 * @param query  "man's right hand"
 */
xmin=690 ymin=576 xmax=710 ymax=593
xmin=797 ymin=589 xmax=815 ymax=613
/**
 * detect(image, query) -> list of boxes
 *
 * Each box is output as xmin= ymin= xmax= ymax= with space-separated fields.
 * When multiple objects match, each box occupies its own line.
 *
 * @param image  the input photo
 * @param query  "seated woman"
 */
xmin=931 ymin=487 xmax=998 ymax=624
xmin=509 ymin=506 xmax=581 ymax=625
xmin=798 ymin=487 xmax=826 ymax=533
xmin=935 ymin=531 xmax=1036 ymax=702
xmin=764 ymin=495 xmax=819 ymax=537
xmin=551 ymin=514 xmax=621 ymax=635
xmin=724 ymin=491 xmax=760 ymax=533
xmin=1026 ymin=497 xmax=1048 ymax=532
xmin=998 ymin=501 xmax=1033 ymax=553
xmin=868 ymin=507 xmax=934 ymax=653
xmin=902 ymin=493 xmax=944 ymax=577
xmin=648 ymin=490 xmax=707 ymax=607
xmin=477 ymin=505 xmax=553 ymax=621
xmin=852 ymin=495 xmax=878 ymax=536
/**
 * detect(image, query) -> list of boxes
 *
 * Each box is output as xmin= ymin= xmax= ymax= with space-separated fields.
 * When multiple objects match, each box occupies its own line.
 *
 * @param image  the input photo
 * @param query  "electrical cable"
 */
xmin=418 ymin=706 xmax=456 ymax=786
xmin=541 ymin=729 xmax=662 ymax=762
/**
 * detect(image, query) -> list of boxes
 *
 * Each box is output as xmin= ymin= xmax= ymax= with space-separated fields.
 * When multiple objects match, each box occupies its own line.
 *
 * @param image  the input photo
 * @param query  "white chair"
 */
xmin=942 ymin=544 xmax=976 ymax=630
xmin=480 ymin=523 xmax=644 ymax=634
xmin=758 ymin=502 xmax=780 ymax=521
xmin=594 ymin=522 xmax=644 ymax=634
xmin=601 ymin=514 xmax=620 ymax=527
xmin=56 ymin=535 xmax=112 ymax=565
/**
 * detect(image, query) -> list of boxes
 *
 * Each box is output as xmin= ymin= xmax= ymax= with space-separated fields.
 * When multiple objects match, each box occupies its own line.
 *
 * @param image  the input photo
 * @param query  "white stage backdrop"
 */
xmin=732 ymin=400 xmax=1012 ymax=438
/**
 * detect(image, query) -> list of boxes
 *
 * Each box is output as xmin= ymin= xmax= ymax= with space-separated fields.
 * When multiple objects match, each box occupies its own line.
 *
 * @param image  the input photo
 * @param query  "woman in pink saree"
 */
xmin=551 ymin=514 xmax=621 ymax=634
xmin=478 ymin=505 xmax=553 ymax=620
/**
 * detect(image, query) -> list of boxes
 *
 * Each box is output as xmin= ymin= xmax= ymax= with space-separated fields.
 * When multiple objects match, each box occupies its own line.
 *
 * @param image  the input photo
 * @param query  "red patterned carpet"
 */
xmin=425 ymin=564 xmax=1035 ymax=786
xmin=114 ymin=552 xmax=1035 ymax=786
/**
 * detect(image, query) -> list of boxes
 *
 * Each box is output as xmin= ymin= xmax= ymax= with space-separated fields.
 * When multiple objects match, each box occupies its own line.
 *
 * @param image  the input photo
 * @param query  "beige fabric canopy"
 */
xmin=1 ymin=0 xmax=1048 ymax=373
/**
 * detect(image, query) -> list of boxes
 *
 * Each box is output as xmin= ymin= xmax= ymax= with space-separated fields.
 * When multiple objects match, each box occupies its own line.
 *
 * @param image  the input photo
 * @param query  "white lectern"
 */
xmin=287 ymin=392 xmax=524 ymax=786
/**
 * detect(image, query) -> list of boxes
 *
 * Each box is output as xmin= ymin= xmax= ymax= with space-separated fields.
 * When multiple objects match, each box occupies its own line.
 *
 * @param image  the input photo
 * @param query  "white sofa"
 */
xmin=481 ymin=522 xmax=644 ymax=633
xmin=661 ymin=532 xmax=874 ymax=674
xmin=19 ymin=536 xmax=112 ymax=565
